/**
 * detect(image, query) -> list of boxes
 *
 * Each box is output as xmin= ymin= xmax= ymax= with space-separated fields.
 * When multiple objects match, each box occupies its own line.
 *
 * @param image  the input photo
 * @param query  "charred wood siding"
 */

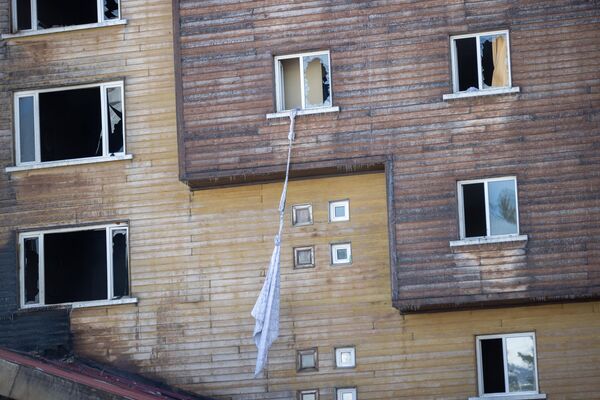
xmin=174 ymin=1 xmax=600 ymax=311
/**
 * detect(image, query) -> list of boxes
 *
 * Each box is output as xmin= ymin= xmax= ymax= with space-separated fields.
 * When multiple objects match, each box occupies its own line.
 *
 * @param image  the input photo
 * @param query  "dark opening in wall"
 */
xmin=104 ymin=0 xmax=119 ymax=19
xmin=39 ymin=87 xmax=102 ymax=162
xmin=463 ymin=183 xmax=486 ymax=237
xmin=456 ymin=37 xmax=477 ymax=91
xmin=16 ymin=0 xmax=32 ymax=29
xmin=37 ymin=0 xmax=97 ymax=29
xmin=481 ymin=39 xmax=494 ymax=87
xmin=481 ymin=338 xmax=505 ymax=394
xmin=44 ymin=230 xmax=107 ymax=305
xmin=23 ymin=238 xmax=40 ymax=304
xmin=112 ymin=230 xmax=128 ymax=297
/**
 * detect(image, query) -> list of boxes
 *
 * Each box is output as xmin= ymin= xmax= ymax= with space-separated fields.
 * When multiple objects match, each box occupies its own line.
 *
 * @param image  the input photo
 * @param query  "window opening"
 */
xmin=299 ymin=390 xmax=318 ymax=400
xmin=23 ymin=237 xmax=39 ymax=304
xmin=18 ymin=96 xmax=35 ymax=163
xmin=335 ymin=346 xmax=356 ymax=368
xmin=459 ymin=177 xmax=519 ymax=239
xmin=297 ymin=348 xmax=318 ymax=372
xmin=275 ymin=51 xmax=332 ymax=112
xmin=112 ymin=229 xmax=128 ymax=297
xmin=477 ymin=333 xmax=539 ymax=396
xmin=292 ymin=204 xmax=313 ymax=226
xmin=331 ymin=243 xmax=352 ymax=265
xmin=329 ymin=199 xmax=349 ymax=222
xmin=336 ymin=388 xmax=357 ymax=400
xmin=294 ymin=246 xmax=315 ymax=269
xmin=106 ymin=86 xmax=123 ymax=154
xmin=451 ymin=31 xmax=510 ymax=93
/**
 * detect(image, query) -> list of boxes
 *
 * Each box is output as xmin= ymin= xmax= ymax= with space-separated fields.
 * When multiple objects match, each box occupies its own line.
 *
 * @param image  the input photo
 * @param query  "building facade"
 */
xmin=1 ymin=1 xmax=600 ymax=399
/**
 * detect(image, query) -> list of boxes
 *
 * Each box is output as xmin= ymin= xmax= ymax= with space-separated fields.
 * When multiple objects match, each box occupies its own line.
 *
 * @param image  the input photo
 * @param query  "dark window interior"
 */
xmin=44 ymin=230 xmax=107 ymax=304
xmin=104 ymin=0 xmax=119 ymax=19
xmin=481 ymin=338 xmax=506 ymax=394
xmin=16 ymin=0 xmax=32 ymax=30
xmin=23 ymin=238 xmax=39 ymax=304
xmin=463 ymin=183 xmax=487 ymax=237
xmin=37 ymin=0 xmax=97 ymax=29
xmin=321 ymin=63 xmax=330 ymax=104
xmin=112 ymin=230 xmax=129 ymax=297
xmin=481 ymin=39 xmax=494 ymax=87
xmin=39 ymin=87 xmax=102 ymax=162
xmin=456 ymin=37 xmax=478 ymax=91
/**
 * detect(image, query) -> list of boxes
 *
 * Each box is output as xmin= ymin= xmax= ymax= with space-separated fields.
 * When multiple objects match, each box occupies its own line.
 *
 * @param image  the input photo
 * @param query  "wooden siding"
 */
xmin=174 ymin=0 xmax=600 ymax=311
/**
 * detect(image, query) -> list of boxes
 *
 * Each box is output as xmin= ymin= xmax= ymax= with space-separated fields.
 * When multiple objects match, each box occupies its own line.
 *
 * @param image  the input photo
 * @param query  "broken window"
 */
xmin=12 ymin=0 xmax=120 ymax=32
xmin=19 ymin=224 xmax=129 ymax=307
xmin=451 ymin=31 xmax=511 ymax=93
xmin=477 ymin=333 xmax=539 ymax=397
xmin=458 ymin=177 xmax=519 ymax=239
xmin=14 ymin=82 xmax=125 ymax=166
xmin=275 ymin=51 xmax=332 ymax=112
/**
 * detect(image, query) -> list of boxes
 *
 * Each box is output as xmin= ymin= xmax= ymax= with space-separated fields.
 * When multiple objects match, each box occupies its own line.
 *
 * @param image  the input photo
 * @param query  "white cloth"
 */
xmin=251 ymin=109 xmax=297 ymax=377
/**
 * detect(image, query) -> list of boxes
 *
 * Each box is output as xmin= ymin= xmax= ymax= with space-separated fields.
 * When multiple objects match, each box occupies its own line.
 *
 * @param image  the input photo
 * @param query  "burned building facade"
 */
xmin=1 ymin=1 xmax=600 ymax=399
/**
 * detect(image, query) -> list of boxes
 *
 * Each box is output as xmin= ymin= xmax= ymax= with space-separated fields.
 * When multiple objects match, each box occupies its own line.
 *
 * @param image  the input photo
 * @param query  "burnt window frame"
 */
xmin=293 ymin=246 xmax=315 ymax=269
xmin=449 ymin=30 xmax=514 ymax=94
xmin=457 ymin=176 xmax=520 ymax=241
xmin=274 ymin=50 xmax=333 ymax=112
xmin=18 ymin=223 xmax=132 ymax=309
xmin=11 ymin=0 xmax=122 ymax=33
xmin=13 ymin=81 xmax=126 ymax=168
xmin=475 ymin=332 xmax=541 ymax=398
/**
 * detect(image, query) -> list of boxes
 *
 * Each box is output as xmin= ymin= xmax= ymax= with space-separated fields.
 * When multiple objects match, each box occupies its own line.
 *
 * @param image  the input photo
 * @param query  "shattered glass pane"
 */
xmin=23 ymin=238 xmax=39 ymax=304
xmin=18 ymin=96 xmax=35 ymax=163
xmin=107 ymin=86 xmax=124 ymax=154
xmin=507 ymin=336 xmax=536 ymax=392
xmin=104 ymin=0 xmax=119 ymax=20
xmin=112 ymin=229 xmax=129 ymax=297
xmin=489 ymin=179 xmax=517 ymax=236
xmin=303 ymin=54 xmax=331 ymax=108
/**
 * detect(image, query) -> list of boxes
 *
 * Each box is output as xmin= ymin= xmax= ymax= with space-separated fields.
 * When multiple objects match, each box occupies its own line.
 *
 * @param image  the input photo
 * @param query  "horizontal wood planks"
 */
xmin=175 ymin=0 xmax=600 ymax=311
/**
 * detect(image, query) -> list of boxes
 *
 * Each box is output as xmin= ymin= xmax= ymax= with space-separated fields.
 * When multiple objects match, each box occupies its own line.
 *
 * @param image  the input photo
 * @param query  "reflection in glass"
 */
xmin=303 ymin=54 xmax=331 ymax=108
xmin=507 ymin=336 xmax=536 ymax=392
xmin=19 ymin=96 xmax=36 ymax=163
xmin=489 ymin=179 xmax=517 ymax=236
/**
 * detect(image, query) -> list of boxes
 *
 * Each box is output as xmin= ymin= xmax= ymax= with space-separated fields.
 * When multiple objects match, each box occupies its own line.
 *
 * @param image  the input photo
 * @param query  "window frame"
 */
xmin=331 ymin=242 xmax=352 ymax=265
xmin=293 ymin=246 xmax=315 ymax=269
xmin=292 ymin=204 xmax=313 ymax=227
xmin=296 ymin=348 xmax=318 ymax=373
xmin=11 ymin=0 xmax=121 ymax=33
xmin=274 ymin=50 xmax=333 ymax=112
xmin=18 ymin=223 xmax=132 ymax=309
xmin=336 ymin=388 xmax=357 ymax=400
xmin=475 ymin=332 xmax=541 ymax=398
xmin=335 ymin=346 xmax=356 ymax=369
xmin=13 ymin=81 xmax=126 ymax=168
xmin=448 ymin=30 xmax=515 ymax=96
xmin=329 ymin=199 xmax=350 ymax=222
xmin=298 ymin=389 xmax=319 ymax=400
xmin=457 ymin=176 xmax=520 ymax=241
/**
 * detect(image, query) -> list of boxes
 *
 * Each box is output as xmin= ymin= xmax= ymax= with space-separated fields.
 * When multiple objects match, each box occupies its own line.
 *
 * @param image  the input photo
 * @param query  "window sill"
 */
xmin=266 ymin=106 xmax=340 ymax=119
xmin=450 ymin=234 xmax=528 ymax=247
xmin=468 ymin=394 xmax=546 ymax=400
xmin=20 ymin=297 xmax=138 ymax=311
xmin=6 ymin=154 xmax=133 ymax=173
xmin=1 ymin=19 xmax=127 ymax=40
xmin=443 ymin=87 xmax=520 ymax=100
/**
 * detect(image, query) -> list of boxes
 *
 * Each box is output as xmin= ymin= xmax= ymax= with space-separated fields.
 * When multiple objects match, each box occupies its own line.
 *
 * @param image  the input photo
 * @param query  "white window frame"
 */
xmin=444 ymin=30 xmax=520 ymax=100
xmin=457 ymin=176 xmax=521 ymax=241
xmin=474 ymin=332 xmax=542 ymax=399
xmin=331 ymin=243 xmax=352 ymax=265
xmin=13 ymin=81 xmax=127 ymax=168
xmin=294 ymin=246 xmax=315 ymax=269
xmin=335 ymin=346 xmax=356 ymax=368
xmin=274 ymin=50 xmax=334 ymax=112
xmin=11 ymin=0 xmax=122 ymax=33
xmin=292 ymin=204 xmax=313 ymax=226
xmin=18 ymin=223 xmax=134 ymax=309
xmin=336 ymin=388 xmax=357 ymax=400
xmin=329 ymin=199 xmax=350 ymax=222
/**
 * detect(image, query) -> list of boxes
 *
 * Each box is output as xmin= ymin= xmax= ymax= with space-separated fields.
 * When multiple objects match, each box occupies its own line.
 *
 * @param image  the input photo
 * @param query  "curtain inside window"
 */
xmin=492 ymin=35 xmax=509 ymax=87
